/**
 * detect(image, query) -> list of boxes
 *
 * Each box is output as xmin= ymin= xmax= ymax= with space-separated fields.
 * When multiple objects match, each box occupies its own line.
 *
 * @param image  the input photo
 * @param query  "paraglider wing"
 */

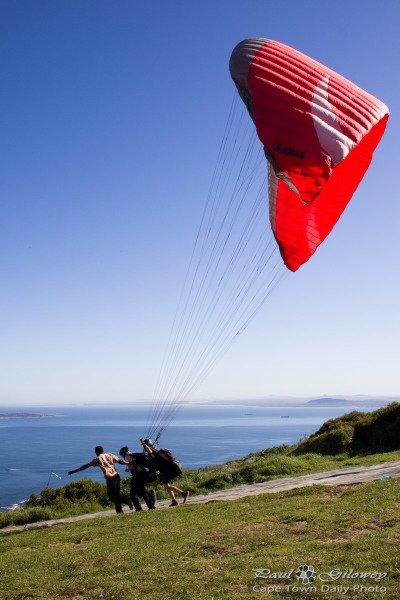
xmin=230 ymin=39 xmax=389 ymax=271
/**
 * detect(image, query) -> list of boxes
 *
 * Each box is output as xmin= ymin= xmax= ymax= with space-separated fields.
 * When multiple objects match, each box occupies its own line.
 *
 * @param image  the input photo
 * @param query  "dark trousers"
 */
xmin=106 ymin=474 xmax=130 ymax=513
xmin=130 ymin=472 xmax=156 ymax=511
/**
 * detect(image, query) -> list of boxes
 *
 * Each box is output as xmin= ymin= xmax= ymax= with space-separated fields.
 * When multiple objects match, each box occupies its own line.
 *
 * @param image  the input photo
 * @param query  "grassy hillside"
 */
xmin=0 ymin=477 xmax=399 ymax=599
xmin=293 ymin=402 xmax=400 ymax=455
xmin=1 ymin=403 xmax=399 ymax=529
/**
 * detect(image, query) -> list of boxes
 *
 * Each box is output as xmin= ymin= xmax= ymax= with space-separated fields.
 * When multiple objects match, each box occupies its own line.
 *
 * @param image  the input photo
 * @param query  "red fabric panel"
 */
xmin=244 ymin=40 xmax=389 ymax=271
xmin=272 ymin=116 xmax=388 ymax=271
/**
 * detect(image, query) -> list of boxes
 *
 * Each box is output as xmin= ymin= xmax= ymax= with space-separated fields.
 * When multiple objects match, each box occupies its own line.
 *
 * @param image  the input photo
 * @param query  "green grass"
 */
xmin=2 ymin=402 xmax=399 ymax=530
xmin=0 ymin=402 xmax=399 ymax=599
xmin=2 ymin=446 xmax=400 ymax=530
xmin=0 ymin=477 xmax=399 ymax=599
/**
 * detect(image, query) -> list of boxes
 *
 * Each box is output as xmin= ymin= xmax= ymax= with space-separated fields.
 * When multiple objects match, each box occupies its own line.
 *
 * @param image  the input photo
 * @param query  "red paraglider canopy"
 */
xmin=230 ymin=38 xmax=389 ymax=271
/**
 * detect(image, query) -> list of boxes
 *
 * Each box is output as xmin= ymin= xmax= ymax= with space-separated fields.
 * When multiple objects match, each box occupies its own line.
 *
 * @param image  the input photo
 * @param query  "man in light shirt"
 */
xmin=68 ymin=445 xmax=133 ymax=514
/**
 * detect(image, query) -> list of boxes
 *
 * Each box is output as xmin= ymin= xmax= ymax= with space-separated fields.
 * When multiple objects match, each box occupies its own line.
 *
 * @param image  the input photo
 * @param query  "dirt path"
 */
xmin=2 ymin=460 xmax=399 ymax=533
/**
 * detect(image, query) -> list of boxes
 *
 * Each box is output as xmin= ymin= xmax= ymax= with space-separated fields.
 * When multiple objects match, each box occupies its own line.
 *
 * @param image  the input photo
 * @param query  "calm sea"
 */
xmin=0 ymin=401 xmax=383 ymax=511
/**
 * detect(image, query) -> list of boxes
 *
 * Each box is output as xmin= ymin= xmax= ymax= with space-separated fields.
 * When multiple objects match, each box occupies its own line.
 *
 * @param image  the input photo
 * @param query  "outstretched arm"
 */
xmin=68 ymin=463 xmax=91 ymax=476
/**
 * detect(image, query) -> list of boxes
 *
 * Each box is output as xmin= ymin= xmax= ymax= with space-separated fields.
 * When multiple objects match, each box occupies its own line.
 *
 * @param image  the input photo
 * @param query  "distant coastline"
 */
xmin=0 ymin=413 xmax=53 ymax=419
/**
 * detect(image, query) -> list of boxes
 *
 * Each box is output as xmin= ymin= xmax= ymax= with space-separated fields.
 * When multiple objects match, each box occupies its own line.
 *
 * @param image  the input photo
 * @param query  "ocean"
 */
xmin=0 ymin=401 xmax=384 ymax=511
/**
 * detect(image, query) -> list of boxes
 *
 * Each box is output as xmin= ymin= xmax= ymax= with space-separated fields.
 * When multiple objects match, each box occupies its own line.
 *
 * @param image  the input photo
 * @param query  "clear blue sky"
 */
xmin=1 ymin=1 xmax=399 ymax=405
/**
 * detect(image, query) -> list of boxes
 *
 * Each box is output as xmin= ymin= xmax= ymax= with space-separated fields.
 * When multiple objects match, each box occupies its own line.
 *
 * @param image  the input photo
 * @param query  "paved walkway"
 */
xmin=2 ymin=460 xmax=399 ymax=533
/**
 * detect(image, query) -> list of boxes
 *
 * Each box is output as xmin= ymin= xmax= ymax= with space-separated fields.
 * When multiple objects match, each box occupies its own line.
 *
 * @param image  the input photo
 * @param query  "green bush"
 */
xmin=233 ymin=463 xmax=258 ymax=484
xmin=295 ymin=423 xmax=354 ymax=455
xmin=0 ymin=506 xmax=54 ymax=528
xmin=25 ymin=478 xmax=110 ymax=510
xmin=293 ymin=403 xmax=400 ymax=455
xmin=352 ymin=402 xmax=400 ymax=451
xmin=202 ymin=472 xmax=234 ymax=490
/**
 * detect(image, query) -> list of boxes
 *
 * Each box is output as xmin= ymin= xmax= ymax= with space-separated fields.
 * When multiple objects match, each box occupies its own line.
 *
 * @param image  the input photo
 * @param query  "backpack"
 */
xmin=125 ymin=452 xmax=144 ymax=474
xmin=126 ymin=452 xmax=155 ymax=477
xmin=157 ymin=448 xmax=183 ymax=477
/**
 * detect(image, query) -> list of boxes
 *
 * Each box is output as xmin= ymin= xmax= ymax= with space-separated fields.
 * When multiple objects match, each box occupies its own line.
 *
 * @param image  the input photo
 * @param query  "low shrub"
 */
xmin=295 ymin=423 xmax=354 ymax=455
xmin=25 ymin=478 xmax=110 ymax=509
xmin=293 ymin=403 xmax=400 ymax=455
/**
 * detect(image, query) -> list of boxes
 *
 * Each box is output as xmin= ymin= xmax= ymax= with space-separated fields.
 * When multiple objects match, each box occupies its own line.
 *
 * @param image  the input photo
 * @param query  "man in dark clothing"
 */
xmin=68 ymin=445 xmax=133 ymax=514
xmin=119 ymin=447 xmax=156 ymax=511
xmin=140 ymin=438 xmax=189 ymax=507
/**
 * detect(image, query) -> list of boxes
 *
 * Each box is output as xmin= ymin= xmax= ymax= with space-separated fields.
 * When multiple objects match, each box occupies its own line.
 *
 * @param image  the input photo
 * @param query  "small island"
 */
xmin=0 ymin=413 xmax=53 ymax=419
xmin=306 ymin=398 xmax=352 ymax=407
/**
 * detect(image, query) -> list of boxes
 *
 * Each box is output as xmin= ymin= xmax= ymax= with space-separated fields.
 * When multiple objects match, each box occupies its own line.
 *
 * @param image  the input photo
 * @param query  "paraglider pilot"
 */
xmin=140 ymin=438 xmax=189 ymax=507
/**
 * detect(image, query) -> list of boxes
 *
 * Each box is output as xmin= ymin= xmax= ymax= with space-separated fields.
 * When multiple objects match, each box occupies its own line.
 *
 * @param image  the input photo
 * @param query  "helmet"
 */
xmin=119 ymin=446 xmax=129 ymax=457
xmin=143 ymin=439 xmax=153 ymax=448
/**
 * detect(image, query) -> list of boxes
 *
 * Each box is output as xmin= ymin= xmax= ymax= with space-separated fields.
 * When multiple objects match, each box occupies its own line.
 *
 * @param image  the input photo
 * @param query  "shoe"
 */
xmin=127 ymin=500 xmax=134 ymax=511
xmin=169 ymin=499 xmax=179 ymax=507
xmin=182 ymin=491 xmax=190 ymax=504
xmin=148 ymin=506 xmax=156 ymax=510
